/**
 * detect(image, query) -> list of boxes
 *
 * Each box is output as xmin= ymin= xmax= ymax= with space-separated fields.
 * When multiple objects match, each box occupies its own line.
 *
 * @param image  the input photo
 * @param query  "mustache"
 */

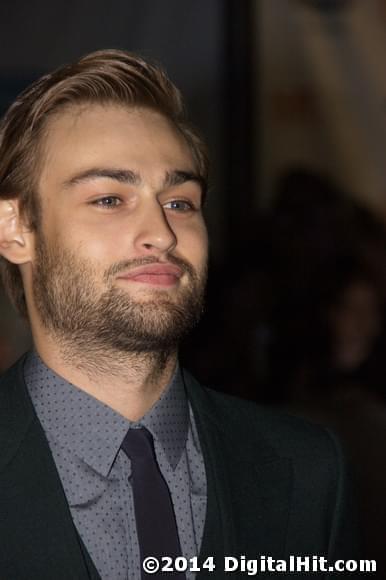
xmin=103 ymin=254 xmax=197 ymax=282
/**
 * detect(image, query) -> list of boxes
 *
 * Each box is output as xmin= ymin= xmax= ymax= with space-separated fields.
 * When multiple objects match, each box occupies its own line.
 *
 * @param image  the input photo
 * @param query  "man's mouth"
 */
xmin=116 ymin=263 xmax=183 ymax=287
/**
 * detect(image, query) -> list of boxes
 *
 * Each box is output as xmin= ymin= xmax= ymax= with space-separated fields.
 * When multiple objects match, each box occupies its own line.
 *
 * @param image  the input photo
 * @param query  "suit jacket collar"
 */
xmin=183 ymin=369 xmax=293 ymax=569
xmin=0 ymin=353 xmax=32 ymax=470
xmin=0 ymin=354 xmax=101 ymax=579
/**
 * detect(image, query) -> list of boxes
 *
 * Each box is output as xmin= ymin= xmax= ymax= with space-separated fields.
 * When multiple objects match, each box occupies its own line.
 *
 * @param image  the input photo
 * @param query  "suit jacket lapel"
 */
xmin=184 ymin=371 xmax=293 ymax=573
xmin=0 ymin=356 xmax=101 ymax=580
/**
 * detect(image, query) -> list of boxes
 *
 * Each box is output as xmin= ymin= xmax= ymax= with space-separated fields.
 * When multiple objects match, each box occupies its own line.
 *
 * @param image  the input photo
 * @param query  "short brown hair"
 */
xmin=0 ymin=49 xmax=209 ymax=318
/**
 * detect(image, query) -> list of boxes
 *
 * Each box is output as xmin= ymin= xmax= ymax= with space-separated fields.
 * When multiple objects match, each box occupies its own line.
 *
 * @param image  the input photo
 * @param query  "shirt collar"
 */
xmin=140 ymin=367 xmax=189 ymax=469
xmin=24 ymin=350 xmax=189 ymax=476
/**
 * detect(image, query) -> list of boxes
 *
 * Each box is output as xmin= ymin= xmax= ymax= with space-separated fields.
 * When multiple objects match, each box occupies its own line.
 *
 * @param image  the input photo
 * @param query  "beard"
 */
xmin=32 ymin=233 xmax=207 ymax=360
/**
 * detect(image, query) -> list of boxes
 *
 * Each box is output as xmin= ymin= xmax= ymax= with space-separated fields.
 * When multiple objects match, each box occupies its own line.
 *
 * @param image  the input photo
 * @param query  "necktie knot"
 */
xmin=121 ymin=427 xmax=155 ymax=462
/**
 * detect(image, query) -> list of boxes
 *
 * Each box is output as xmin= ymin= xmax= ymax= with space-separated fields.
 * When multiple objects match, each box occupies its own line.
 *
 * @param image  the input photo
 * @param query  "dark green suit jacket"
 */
xmin=0 ymin=355 xmax=359 ymax=579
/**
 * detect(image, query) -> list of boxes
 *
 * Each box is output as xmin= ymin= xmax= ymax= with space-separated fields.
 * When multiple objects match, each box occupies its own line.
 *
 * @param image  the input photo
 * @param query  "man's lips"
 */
xmin=116 ymin=263 xmax=183 ymax=287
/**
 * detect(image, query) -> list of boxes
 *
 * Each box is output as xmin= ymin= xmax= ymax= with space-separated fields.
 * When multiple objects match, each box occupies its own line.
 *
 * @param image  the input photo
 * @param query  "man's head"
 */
xmin=0 ymin=50 xmax=209 ymax=357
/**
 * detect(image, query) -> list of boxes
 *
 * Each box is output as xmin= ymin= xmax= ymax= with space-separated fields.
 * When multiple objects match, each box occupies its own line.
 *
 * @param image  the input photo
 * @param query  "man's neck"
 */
xmin=32 ymin=332 xmax=178 ymax=421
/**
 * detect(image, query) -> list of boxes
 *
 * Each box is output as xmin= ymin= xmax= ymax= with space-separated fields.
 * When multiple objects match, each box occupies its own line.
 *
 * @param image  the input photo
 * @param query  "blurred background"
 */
xmin=1 ymin=0 xmax=386 ymax=574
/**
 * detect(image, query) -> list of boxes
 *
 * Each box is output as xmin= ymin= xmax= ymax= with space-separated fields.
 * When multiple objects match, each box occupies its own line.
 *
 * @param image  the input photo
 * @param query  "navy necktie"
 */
xmin=121 ymin=427 xmax=186 ymax=579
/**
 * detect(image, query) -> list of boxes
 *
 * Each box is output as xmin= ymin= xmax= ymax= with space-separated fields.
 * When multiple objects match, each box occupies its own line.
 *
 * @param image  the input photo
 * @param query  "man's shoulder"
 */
xmin=0 ymin=352 xmax=29 ymax=393
xmin=184 ymin=370 xmax=341 ymax=465
xmin=186 ymin=374 xmax=361 ymax=564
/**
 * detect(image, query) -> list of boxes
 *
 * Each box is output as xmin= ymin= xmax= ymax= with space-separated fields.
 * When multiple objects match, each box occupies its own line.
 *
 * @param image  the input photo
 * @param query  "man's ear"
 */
xmin=0 ymin=199 xmax=34 ymax=264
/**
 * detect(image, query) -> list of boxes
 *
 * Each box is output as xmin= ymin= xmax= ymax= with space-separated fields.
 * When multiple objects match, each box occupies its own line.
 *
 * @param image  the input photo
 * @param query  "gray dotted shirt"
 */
xmin=24 ymin=351 xmax=207 ymax=580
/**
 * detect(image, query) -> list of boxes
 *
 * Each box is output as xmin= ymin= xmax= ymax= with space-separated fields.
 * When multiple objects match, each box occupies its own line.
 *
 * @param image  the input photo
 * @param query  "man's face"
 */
xmin=30 ymin=104 xmax=208 ymax=354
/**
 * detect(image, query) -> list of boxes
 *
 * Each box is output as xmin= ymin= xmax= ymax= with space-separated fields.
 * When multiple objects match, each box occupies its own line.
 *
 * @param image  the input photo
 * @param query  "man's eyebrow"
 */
xmin=62 ymin=167 xmax=207 ymax=200
xmin=164 ymin=170 xmax=207 ymax=197
xmin=62 ymin=168 xmax=141 ymax=189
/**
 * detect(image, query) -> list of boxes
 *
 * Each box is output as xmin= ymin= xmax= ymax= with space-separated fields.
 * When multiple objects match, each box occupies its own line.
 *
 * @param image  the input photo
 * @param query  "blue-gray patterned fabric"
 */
xmin=24 ymin=351 xmax=207 ymax=580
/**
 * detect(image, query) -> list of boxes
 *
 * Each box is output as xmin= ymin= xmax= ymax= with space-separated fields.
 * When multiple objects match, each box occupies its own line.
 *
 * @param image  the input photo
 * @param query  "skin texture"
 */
xmin=13 ymin=104 xmax=209 ymax=419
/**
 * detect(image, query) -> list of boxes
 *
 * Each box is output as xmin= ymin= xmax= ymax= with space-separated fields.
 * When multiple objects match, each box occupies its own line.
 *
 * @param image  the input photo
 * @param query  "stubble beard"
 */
xmin=32 ymin=233 xmax=207 ymax=372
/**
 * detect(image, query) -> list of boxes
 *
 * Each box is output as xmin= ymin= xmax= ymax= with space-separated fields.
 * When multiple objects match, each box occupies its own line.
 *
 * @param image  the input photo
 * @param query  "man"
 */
xmin=0 ymin=50 xmax=359 ymax=579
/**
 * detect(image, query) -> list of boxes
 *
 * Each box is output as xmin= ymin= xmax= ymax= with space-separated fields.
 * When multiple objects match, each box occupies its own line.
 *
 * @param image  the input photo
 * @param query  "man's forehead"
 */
xmin=42 ymin=103 xmax=167 ymax=143
xmin=38 ymin=104 xmax=197 ymax=186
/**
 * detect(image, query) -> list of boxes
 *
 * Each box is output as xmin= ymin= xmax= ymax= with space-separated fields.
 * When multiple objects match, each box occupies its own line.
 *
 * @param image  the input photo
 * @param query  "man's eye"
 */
xmin=163 ymin=200 xmax=195 ymax=212
xmin=93 ymin=196 xmax=122 ymax=208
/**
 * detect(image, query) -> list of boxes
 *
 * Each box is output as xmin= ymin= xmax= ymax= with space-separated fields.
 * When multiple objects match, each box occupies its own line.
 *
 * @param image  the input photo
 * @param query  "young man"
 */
xmin=0 ymin=50 xmax=359 ymax=579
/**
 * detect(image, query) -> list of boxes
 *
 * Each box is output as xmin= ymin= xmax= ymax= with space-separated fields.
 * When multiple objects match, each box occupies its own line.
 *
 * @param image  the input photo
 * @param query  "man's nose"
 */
xmin=133 ymin=201 xmax=177 ymax=254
